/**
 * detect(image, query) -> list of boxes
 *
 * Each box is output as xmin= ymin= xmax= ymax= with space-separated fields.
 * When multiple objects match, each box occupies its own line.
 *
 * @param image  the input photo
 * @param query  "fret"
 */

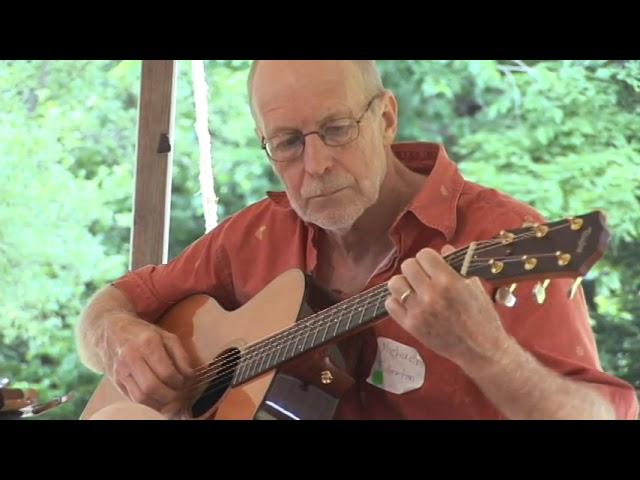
xmin=241 ymin=354 xmax=255 ymax=383
xmin=303 ymin=320 xmax=317 ymax=350
xmin=275 ymin=338 xmax=287 ymax=364
xmin=251 ymin=350 xmax=263 ymax=377
xmin=332 ymin=311 xmax=343 ymax=337
xmin=260 ymin=350 xmax=269 ymax=372
xmin=374 ymin=292 xmax=386 ymax=317
xmin=318 ymin=316 xmax=332 ymax=344
xmin=231 ymin=365 xmax=241 ymax=386
xmin=309 ymin=319 xmax=321 ymax=349
xmin=279 ymin=335 xmax=291 ymax=360
xmin=235 ymin=358 xmax=247 ymax=385
xmin=301 ymin=323 xmax=311 ymax=354
xmin=245 ymin=355 xmax=258 ymax=380
xmin=283 ymin=336 xmax=297 ymax=362
xmin=292 ymin=330 xmax=304 ymax=358
xmin=333 ymin=304 xmax=355 ymax=337
xmin=362 ymin=301 xmax=377 ymax=323
xmin=280 ymin=332 xmax=291 ymax=361
xmin=347 ymin=304 xmax=363 ymax=328
xmin=344 ymin=303 xmax=357 ymax=331
xmin=357 ymin=301 xmax=367 ymax=326
xmin=264 ymin=339 xmax=277 ymax=370
xmin=256 ymin=346 xmax=267 ymax=373
xmin=293 ymin=330 xmax=305 ymax=356
xmin=282 ymin=338 xmax=294 ymax=361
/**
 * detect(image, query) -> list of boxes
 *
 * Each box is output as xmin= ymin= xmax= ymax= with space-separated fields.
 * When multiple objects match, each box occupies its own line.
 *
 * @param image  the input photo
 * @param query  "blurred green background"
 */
xmin=1 ymin=60 xmax=638 ymax=419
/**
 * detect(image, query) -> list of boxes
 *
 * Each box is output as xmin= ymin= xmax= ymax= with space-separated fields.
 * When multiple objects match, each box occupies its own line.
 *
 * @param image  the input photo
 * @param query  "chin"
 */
xmin=290 ymin=191 xmax=374 ymax=231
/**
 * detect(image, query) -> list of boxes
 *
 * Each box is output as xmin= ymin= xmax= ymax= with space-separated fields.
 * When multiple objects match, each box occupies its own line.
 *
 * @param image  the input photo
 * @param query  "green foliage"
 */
xmin=0 ymin=60 xmax=139 ymax=418
xmin=1 ymin=60 xmax=638 ymax=419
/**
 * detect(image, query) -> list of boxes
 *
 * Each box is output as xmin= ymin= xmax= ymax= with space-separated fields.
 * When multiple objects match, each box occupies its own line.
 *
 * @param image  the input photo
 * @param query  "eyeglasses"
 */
xmin=261 ymin=92 xmax=384 ymax=163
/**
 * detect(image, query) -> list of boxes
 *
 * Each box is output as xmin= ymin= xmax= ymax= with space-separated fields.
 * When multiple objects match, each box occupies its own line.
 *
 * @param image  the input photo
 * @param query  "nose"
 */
xmin=302 ymin=133 xmax=333 ymax=176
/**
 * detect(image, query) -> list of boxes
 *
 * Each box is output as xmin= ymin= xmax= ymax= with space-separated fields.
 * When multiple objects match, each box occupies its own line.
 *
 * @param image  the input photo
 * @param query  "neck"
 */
xmin=325 ymin=151 xmax=425 ymax=259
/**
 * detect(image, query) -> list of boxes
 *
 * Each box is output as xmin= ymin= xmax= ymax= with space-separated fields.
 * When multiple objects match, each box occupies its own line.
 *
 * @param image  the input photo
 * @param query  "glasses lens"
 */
xmin=322 ymin=119 xmax=358 ymax=146
xmin=266 ymin=133 xmax=304 ymax=162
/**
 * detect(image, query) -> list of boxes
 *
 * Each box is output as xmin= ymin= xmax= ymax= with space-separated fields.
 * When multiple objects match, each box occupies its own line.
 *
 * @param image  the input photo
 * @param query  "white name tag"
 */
xmin=366 ymin=337 xmax=426 ymax=394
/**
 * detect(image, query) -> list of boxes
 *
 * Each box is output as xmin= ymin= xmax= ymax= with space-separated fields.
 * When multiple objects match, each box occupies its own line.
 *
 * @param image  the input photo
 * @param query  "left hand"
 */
xmin=385 ymin=245 xmax=512 ymax=371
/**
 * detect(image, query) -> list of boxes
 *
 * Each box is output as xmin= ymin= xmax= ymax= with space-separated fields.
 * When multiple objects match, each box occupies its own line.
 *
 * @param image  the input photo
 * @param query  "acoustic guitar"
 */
xmin=81 ymin=211 xmax=609 ymax=420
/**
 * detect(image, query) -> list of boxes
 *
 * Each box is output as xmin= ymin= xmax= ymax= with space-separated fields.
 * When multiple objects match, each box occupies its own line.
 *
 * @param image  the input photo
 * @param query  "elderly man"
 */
xmin=76 ymin=60 xmax=638 ymax=420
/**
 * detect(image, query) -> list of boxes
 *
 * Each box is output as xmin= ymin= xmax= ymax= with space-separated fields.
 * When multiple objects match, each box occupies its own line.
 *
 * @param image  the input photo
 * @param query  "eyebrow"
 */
xmin=266 ymin=126 xmax=300 ymax=139
xmin=318 ymin=107 xmax=353 ymax=125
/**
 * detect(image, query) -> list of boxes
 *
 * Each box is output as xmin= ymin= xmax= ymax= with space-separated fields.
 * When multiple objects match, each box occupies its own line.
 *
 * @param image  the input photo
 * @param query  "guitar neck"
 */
xmin=232 ymin=282 xmax=391 ymax=386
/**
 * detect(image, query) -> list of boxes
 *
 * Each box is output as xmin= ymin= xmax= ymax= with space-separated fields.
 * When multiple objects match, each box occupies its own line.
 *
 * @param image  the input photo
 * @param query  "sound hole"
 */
xmin=191 ymin=348 xmax=241 ymax=418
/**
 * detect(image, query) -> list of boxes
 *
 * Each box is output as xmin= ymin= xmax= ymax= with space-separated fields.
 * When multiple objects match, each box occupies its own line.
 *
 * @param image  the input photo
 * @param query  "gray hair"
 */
xmin=247 ymin=60 xmax=384 ymax=121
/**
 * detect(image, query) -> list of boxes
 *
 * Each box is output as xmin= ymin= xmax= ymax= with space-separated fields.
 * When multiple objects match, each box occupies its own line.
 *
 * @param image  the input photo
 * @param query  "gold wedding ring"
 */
xmin=400 ymin=289 xmax=413 ymax=304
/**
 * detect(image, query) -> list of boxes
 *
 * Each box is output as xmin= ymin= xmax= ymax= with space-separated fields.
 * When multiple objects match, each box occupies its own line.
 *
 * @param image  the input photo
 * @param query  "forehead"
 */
xmin=252 ymin=61 xmax=365 ymax=134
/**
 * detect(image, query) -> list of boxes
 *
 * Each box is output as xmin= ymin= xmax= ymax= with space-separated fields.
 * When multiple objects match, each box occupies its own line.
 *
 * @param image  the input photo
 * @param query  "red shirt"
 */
xmin=112 ymin=142 xmax=638 ymax=420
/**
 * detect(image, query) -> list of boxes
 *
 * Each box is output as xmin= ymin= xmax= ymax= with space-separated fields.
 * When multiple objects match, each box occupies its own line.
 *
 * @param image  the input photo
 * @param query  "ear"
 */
xmin=380 ymin=90 xmax=398 ymax=146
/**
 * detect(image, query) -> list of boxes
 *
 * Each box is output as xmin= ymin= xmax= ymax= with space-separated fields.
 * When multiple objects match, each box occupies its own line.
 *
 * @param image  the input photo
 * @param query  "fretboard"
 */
xmin=232 ymin=283 xmax=390 ymax=386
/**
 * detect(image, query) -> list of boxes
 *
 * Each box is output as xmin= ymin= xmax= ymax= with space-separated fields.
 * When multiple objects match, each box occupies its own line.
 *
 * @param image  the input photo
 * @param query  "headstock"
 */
xmin=445 ymin=210 xmax=610 ymax=307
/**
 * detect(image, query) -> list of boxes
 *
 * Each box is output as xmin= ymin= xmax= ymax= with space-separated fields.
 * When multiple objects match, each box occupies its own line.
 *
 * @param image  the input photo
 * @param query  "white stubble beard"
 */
xmin=288 ymin=165 xmax=386 ymax=231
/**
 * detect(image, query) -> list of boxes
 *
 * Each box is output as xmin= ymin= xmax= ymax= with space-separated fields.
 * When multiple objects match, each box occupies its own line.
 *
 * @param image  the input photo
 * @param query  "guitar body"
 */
xmin=81 ymin=269 xmax=356 ymax=420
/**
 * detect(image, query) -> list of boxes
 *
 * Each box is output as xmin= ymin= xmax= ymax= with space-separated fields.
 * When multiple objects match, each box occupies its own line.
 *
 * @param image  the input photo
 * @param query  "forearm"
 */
xmin=462 ymin=337 xmax=616 ymax=420
xmin=75 ymin=285 xmax=138 ymax=373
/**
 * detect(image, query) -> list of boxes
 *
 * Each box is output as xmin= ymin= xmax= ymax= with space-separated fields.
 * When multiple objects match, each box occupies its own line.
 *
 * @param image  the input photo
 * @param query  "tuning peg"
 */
xmin=522 ymin=255 xmax=538 ymax=271
xmin=489 ymin=259 xmax=504 ymax=274
xmin=499 ymin=230 xmax=515 ymax=244
xmin=495 ymin=283 xmax=517 ymax=307
xmin=556 ymin=251 xmax=571 ymax=266
xmin=568 ymin=277 xmax=583 ymax=299
xmin=533 ymin=224 xmax=549 ymax=238
xmin=568 ymin=217 xmax=584 ymax=231
xmin=532 ymin=279 xmax=551 ymax=304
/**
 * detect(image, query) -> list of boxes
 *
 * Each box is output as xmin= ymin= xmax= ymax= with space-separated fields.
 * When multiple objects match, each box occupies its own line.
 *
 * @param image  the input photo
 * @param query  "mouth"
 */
xmin=306 ymin=187 xmax=349 ymax=200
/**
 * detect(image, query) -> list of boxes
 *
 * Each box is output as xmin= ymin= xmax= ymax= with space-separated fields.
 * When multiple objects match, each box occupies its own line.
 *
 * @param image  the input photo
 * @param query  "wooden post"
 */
xmin=130 ymin=60 xmax=177 ymax=270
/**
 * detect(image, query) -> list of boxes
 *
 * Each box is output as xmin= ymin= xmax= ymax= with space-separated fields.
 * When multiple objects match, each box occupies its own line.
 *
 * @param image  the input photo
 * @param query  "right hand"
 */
xmin=99 ymin=314 xmax=194 ymax=414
